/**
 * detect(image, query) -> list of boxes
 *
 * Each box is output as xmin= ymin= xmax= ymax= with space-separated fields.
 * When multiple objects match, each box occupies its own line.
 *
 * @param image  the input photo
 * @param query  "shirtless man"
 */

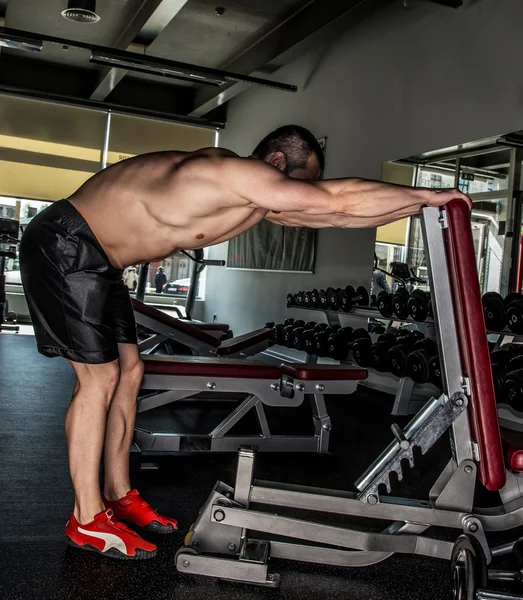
xmin=19 ymin=124 xmax=471 ymax=560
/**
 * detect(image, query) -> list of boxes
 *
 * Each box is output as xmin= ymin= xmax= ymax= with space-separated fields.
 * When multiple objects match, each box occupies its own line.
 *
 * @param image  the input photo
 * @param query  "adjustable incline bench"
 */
xmin=135 ymin=356 xmax=367 ymax=455
xmin=132 ymin=298 xmax=272 ymax=358
xmin=175 ymin=199 xmax=523 ymax=599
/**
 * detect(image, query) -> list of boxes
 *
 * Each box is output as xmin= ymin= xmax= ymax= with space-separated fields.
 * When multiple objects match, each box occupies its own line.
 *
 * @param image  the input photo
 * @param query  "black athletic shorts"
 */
xmin=19 ymin=200 xmax=137 ymax=364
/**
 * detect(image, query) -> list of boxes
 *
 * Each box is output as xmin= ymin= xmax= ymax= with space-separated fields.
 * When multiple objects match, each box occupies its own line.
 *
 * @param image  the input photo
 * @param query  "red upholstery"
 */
xmin=500 ymin=430 xmax=523 ymax=473
xmin=281 ymin=364 xmax=368 ymax=381
xmin=132 ymin=299 xmax=221 ymax=348
xmin=216 ymin=328 xmax=272 ymax=356
xmin=142 ymin=355 xmax=281 ymax=379
xmin=445 ymin=200 xmax=505 ymax=491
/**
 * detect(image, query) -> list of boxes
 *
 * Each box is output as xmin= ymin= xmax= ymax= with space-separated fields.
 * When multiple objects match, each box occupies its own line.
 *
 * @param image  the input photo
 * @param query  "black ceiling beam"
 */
xmin=0 ymin=26 xmax=297 ymax=95
xmin=91 ymin=0 xmax=191 ymax=102
xmin=0 ymin=83 xmax=224 ymax=129
xmin=190 ymin=0 xmax=394 ymax=117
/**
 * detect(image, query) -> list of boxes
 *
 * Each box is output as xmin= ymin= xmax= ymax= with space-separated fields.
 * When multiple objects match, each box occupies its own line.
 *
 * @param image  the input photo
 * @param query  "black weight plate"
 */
xmin=303 ymin=329 xmax=317 ymax=355
xmin=504 ymin=370 xmax=523 ymax=412
xmin=327 ymin=287 xmax=340 ymax=311
xmin=407 ymin=350 xmax=430 ymax=384
xmin=377 ymin=292 xmax=393 ymax=318
xmin=482 ymin=292 xmax=506 ymax=331
xmin=387 ymin=344 xmax=409 ymax=377
xmin=356 ymin=286 xmax=370 ymax=307
xmin=371 ymin=341 xmax=391 ymax=372
xmin=339 ymin=288 xmax=352 ymax=313
xmin=408 ymin=290 xmax=429 ymax=322
xmin=287 ymin=293 xmax=294 ymax=306
xmin=296 ymin=291 xmax=304 ymax=307
xmin=303 ymin=291 xmax=312 ymax=308
xmin=310 ymin=289 xmax=319 ymax=308
xmin=504 ymin=292 xmax=523 ymax=307
xmin=352 ymin=337 xmax=373 ymax=367
xmin=318 ymin=289 xmax=328 ymax=310
xmin=392 ymin=292 xmax=410 ymax=320
xmin=428 ymin=355 xmax=443 ymax=388
xmin=507 ymin=298 xmax=523 ymax=334
xmin=508 ymin=355 xmax=523 ymax=372
xmin=450 ymin=535 xmax=487 ymax=600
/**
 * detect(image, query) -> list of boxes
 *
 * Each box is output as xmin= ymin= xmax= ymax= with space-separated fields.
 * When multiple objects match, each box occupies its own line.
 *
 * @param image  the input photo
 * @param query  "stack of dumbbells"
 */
xmin=266 ymin=318 xmax=371 ymax=360
xmin=377 ymin=288 xmax=433 ymax=322
xmin=352 ymin=328 xmax=442 ymax=387
xmin=287 ymin=285 xmax=372 ymax=312
xmin=482 ymin=291 xmax=523 ymax=333
xmin=490 ymin=344 xmax=523 ymax=412
xmin=267 ymin=319 xmax=442 ymax=386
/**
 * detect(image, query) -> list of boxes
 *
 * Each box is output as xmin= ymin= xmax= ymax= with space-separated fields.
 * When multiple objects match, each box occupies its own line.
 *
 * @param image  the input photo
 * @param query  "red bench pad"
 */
xmin=217 ymin=328 xmax=272 ymax=356
xmin=445 ymin=200 xmax=505 ymax=490
xmin=281 ymin=364 xmax=368 ymax=381
xmin=132 ymin=299 xmax=221 ymax=348
xmin=142 ymin=355 xmax=281 ymax=379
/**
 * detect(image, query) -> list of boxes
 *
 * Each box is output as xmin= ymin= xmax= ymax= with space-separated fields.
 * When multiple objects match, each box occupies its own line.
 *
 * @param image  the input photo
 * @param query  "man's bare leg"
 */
xmin=103 ymin=344 xmax=143 ymax=501
xmin=65 ymin=360 xmax=120 ymax=524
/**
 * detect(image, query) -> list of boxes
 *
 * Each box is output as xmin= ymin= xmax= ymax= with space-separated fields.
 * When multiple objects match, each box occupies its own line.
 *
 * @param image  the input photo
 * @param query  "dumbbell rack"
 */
xmin=285 ymin=304 xmax=437 ymax=416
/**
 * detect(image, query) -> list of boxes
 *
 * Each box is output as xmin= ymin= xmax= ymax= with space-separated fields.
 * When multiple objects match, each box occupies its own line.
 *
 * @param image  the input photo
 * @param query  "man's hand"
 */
xmin=423 ymin=188 xmax=472 ymax=209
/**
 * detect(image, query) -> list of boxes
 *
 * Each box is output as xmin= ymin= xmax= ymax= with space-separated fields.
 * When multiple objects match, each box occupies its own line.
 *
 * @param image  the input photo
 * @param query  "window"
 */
xmin=227 ymin=221 xmax=317 ymax=272
xmin=2 ymin=196 xmax=53 ymax=285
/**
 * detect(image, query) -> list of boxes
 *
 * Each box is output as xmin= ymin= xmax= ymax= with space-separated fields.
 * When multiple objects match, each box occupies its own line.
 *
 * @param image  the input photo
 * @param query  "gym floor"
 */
xmin=0 ymin=333 xmax=499 ymax=600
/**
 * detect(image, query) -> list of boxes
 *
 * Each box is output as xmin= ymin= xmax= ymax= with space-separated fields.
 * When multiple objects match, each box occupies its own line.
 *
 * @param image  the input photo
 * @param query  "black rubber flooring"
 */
xmin=0 ymin=333 xmax=499 ymax=600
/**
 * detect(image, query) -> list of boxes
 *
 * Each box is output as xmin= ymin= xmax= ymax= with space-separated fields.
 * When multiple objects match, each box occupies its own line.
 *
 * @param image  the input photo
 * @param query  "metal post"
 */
xmin=136 ymin=263 xmax=149 ymax=302
xmin=500 ymin=148 xmax=522 ymax=296
xmin=453 ymin=157 xmax=461 ymax=189
xmin=101 ymin=110 xmax=111 ymax=170
xmin=186 ymin=249 xmax=203 ymax=321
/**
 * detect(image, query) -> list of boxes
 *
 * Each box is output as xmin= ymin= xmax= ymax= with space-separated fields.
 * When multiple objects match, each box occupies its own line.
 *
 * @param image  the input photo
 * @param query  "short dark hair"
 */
xmin=252 ymin=125 xmax=324 ymax=173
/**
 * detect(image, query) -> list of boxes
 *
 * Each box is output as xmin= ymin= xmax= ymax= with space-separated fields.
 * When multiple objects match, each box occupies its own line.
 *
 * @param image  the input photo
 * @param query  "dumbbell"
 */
xmin=490 ymin=348 xmax=510 ymax=401
xmin=353 ymin=335 xmax=373 ymax=367
xmin=504 ymin=369 xmax=523 ymax=412
xmin=313 ymin=326 xmax=337 ymax=357
xmin=286 ymin=293 xmax=294 ymax=306
xmin=327 ymin=287 xmax=342 ymax=311
xmin=506 ymin=293 xmax=523 ymax=334
xmin=392 ymin=287 xmax=410 ymax=320
xmin=303 ymin=323 xmax=330 ymax=355
xmin=370 ymin=331 xmax=402 ymax=372
xmin=292 ymin=322 xmax=318 ymax=350
xmin=387 ymin=330 xmax=425 ymax=377
xmin=428 ymin=355 xmax=443 ymax=389
xmin=272 ymin=323 xmax=284 ymax=345
xmin=282 ymin=320 xmax=305 ymax=347
xmin=338 ymin=285 xmax=370 ymax=313
xmin=318 ymin=289 xmax=329 ymax=310
xmin=407 ymin=289 xmax=431 ymax=322
xmin=370 ymin=294 xmax=377 ymax=308
xmin=377 ymin=292 xmax=393 ymax=318
xmin=406 ymin=339 xmax=439 ymax=383
xmin=482 ymin=292 xmax=522 ymax=332
xmin=327 ymin=327 xmax=370 ymax=361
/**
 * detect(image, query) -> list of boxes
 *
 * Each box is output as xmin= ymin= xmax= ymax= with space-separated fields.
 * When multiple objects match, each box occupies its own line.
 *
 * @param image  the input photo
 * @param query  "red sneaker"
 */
xmin=65 ymin=509 xmax=157 ymax=559
xmin=103 ymin=489 xmax=178 ymax=534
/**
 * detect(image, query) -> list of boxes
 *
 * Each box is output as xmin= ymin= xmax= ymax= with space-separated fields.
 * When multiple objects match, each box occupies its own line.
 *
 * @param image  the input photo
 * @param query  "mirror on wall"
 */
xmin=378 ymin=131 xmax=523 ymax=297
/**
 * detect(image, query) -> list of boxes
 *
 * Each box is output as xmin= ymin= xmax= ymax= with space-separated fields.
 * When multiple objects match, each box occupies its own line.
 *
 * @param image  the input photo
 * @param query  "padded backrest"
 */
xmin=444 ymin=199 xmax=505 ymax=491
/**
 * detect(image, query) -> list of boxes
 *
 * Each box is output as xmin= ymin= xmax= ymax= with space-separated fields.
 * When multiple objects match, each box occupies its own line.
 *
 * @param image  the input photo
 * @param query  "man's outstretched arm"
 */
xmin=219 ymin=157 xmax=471 ymax=228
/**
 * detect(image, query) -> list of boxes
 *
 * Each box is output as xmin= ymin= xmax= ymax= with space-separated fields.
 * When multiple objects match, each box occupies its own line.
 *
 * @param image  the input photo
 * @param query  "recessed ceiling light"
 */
xmin=62 ymin=0 xmax=100 ymax=24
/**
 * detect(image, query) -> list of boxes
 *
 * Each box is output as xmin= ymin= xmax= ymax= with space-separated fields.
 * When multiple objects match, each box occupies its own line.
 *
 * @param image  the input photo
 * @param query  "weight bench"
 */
xmin=134 ymin=355 xmax=367 ymax=455
xmin=132 ymin=298 xmax=272 ymax=358
xmin=176 ymin=199 xmax=523 ymax=599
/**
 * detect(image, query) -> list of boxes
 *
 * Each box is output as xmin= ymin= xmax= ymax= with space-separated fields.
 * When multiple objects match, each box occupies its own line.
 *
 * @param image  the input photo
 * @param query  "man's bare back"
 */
xmin=69 ymin=139 xmax=471 ymax=271
xmin=69 ymin=148 xmax=267 ymax=269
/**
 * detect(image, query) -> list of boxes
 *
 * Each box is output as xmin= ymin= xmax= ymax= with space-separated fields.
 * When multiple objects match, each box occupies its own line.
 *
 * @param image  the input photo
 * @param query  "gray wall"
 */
xmin=204 ymin=0 xmax=523 ymax=333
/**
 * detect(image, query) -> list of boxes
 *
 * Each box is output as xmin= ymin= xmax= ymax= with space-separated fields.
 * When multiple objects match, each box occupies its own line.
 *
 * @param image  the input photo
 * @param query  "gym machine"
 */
xmin=0 ymin=218 xmax=19 ymax=334
xmin=175 ymin=199 xmax=523 ymax=599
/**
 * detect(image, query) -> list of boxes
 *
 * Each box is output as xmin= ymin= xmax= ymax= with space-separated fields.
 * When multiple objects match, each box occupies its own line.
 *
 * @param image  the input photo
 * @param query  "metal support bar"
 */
xmin=135 ymin=263 xmax=149 ymax=303
xmin=100 ymin=111 xmax=111 ymax=170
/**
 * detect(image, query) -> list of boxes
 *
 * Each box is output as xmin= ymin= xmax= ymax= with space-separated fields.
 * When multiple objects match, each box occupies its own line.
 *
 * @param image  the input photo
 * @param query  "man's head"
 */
xmin=158 ymin=267 xmax=164 ymax=272
xmin=252 ymin=125 xmax=324 ymax=180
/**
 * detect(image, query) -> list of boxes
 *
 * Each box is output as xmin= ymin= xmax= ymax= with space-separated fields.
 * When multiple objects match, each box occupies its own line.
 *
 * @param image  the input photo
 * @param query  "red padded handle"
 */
xmin=445 ymin=199 xmax=505 ymax=490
